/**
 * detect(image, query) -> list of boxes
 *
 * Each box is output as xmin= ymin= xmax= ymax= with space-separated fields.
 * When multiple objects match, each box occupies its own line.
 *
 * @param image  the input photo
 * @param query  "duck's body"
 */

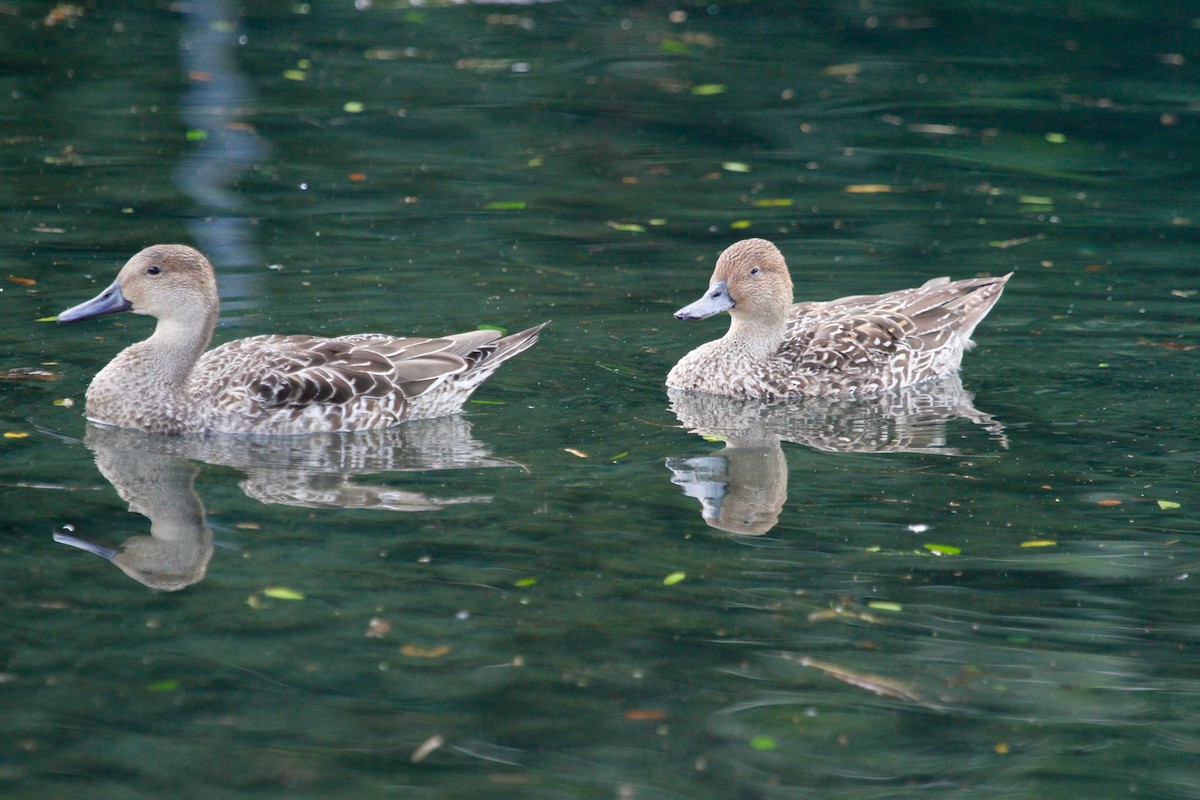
xmin=667 ymin=239 xmax=1009 ymax=400
xmin=58 ymin=245 xmax=545 ymax=435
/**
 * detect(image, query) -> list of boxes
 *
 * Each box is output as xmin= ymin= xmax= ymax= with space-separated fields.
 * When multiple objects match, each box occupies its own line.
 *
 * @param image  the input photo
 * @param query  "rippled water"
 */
xmin=2 ymin=2 xmax=1199 ymax=798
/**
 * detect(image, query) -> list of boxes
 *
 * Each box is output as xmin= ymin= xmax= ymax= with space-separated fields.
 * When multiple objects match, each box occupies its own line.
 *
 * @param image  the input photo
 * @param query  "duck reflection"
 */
xmin=667 ymin=375 xmax=1007 ymax=535
xmin=55 ymin=416 xmax=511 ymax=590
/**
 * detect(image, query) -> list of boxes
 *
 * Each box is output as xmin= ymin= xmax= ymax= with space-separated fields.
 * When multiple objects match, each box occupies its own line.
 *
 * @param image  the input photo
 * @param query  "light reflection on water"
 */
xmin=1 ymin=1 xmax=1199 ymax=798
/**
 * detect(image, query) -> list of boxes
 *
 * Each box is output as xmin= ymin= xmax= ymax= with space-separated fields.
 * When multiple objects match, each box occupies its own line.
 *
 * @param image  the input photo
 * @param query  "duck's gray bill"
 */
xmin=674 ymin=280 xmax=733 ymax=320
xmin=57 ymin=281 xmax=131 ymax=323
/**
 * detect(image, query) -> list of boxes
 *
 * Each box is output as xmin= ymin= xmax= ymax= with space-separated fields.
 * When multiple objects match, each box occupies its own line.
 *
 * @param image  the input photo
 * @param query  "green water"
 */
xmin=2 ymin=1 xmax=1199 ymax=797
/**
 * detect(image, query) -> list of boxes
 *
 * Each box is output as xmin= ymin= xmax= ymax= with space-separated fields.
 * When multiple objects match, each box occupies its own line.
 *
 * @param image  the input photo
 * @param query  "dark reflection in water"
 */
xmin=54 ymin=417 xmax=511 ymax=589
xmin=667 ymin=375 xmax=1007 ymax=534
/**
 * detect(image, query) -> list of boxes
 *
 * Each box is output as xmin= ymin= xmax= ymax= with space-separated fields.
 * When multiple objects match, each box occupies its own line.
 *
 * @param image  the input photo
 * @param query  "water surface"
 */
xmin=2 ymin=2 xmax=1199 ymax=798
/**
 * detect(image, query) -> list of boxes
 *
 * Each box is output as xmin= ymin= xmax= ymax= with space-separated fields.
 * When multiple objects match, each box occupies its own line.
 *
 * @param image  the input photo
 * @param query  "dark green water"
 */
xmin=2 ymin=1 xmax=1199 ymax=797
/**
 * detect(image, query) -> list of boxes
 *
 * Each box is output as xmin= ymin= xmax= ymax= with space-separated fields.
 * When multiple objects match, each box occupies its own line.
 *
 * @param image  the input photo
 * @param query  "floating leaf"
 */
xmin=989 ymin=234 xmax=1045 ymax=249
xmin=1097 ymin=499 xmax=1121 ymax=507
xmin=410 ymin=735 xmax=443 ymax=764
xmin=845 ymin=184 xmax=897 ymax=193
xmin=365 ymin=617 xmax=391 ymax=638
xmin=283 ymin=69 xmax=307 ymax=81
xmin=262 ymin=586 xmax=304 ymax=600
xmin=749 ymin=735 xmax=777 ymax=751
xmin=663 ymin=571 xmax=686 ymax=586
xmin=625 ymin=708 xmax=668 ymax=720
xmin=185 ymin=129 xmax=208 ymax=141
xmin=0 ymin=368 xmax=60 ymax=382
xmin=1158 ymin=500 xmax=1182 ymax=510
xmin=8 ymin=276 xmax=36 ymax=286
xmin=483 ymin=200 xmax=526 ymax=210
xmin=563 ymin=448 xmax=588 ymax=458
xmin=1020 ymin=539 xmax=1057 ymax=547
xmin=691 ymin=83 xmax=727 ymax=95
xmin=722 ymin=161 xmax=751 ymax=172
xmin=400 ymin=644 xmax=451 ymax=658
xmin=660 ymin=39 xmax=689 ymax=54
xmin=53 ymin=398 xmax=74 ymax=408
xmin=923 ymin=543 xmax=960 ymax=556
xmin=514 ymin=577 xmax=537 ymax=587
xmin=343 ymin=101 xmax=364 ymax=113
xmin=1044 ymin=132 xmax=1067 ymax=144
xmin=752 ymin=198 xmax=793 ymax=207
xmin=606 ymin=221 xmax=646 ymax=233
xmin=1018 ymin=195 xmax=1054 ymax=206
xmin=867 ymin=601 xmax=903 ymax=612
xmin=730 ymin=220 xmax=751 ymax=229
xmin=35 ymin=316 xmax=59 ymax=323
xmin=146 ymin=680 xmax=179 ymax=692
xmin=3 ymin=432 xmax=29 ymax=439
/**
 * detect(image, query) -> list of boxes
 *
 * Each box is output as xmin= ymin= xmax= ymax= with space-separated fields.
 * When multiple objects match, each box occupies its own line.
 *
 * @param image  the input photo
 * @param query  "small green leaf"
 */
xmin=1158 ymin=500 xmax=1181 ymax=510
xmin=283 ymin=69 xmax=307 ymax=81
xmin=923 ymin=543 xmax=961 ymax=556
xmin=185 ymin=129 xmax=208 ymax=141
xmin=663 ymin=571 xmax=686 ymax=586
xmin=749 ymin=735 xmax=777 ymax=751
xmin=722 ymin=162 xmax=751 ymax=172
xmin=753 ymin=198 xmax=793 ymax=207
xmin=867 ymin=601 xmax=903 ymax=612
xmin=147 ymin=680 xmax=179 ymax=692
xmin=483 ymin=201 xmax=527 ymax=210
xmin=730 ymin=220 xmax=751 ymax=229
xmin=1044 ymin=132 xmax=1067 ymax=144
xmin=514 ymin=577 xmax=537 ymax=587
xmin=343 ymin=101 xmax=365 ymax=113
xmin=691 ymin=83 xmax=727 ymax=96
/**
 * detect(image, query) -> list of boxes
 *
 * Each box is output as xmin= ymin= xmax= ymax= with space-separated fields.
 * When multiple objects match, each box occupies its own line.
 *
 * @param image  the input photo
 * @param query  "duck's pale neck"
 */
xmin=723 ymin=310 xmax=787 ymax=361
xmin=141 ymin=315 xmax=216 ymax=386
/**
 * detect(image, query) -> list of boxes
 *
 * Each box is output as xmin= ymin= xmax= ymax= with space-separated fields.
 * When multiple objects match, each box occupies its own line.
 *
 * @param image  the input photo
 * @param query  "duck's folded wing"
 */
xmin=247 ymin=335 xmax=471 ymax=407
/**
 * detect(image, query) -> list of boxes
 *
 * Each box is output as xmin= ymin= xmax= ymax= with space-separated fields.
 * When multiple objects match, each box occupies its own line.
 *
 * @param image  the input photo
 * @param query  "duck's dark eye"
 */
xmin=750 ymin=267 xmax=761 ymax=276
xmin=147 ymin=265 xmax=161 ymax=275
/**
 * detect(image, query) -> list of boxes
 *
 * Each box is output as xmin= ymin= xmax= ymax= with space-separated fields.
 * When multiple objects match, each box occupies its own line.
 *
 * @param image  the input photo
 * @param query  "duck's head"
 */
xmin=674 ymin=238 xmax=794 ymax=325
xmin=58 ymin=245 xmax=218 ymax=324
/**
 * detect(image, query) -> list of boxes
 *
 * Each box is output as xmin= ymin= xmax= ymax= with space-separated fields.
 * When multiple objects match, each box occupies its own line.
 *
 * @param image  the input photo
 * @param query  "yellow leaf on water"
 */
xmin=752 ymin=198 xmax=794 ymax=207
xmin=401 ymin=644 xmax=451 ymax=658
xmin=4 ymin=432 xmax=29 ymax=439
xmin=262 ymin=587 xmax=304 ymax=600
xmin=730 ymin=220 xmax=751 ymax=229
xmin=1020 ymin=539 xmax=1057 ymax=547
xmin=722 ymin=162 xmax=750 ymax=172
xmin=845 ymin=184 xmax=897 ymax=193
xmin=663 ymin=571 xmax=686 ymax=586
xmin=1158 ymin=500 xmax=1182 ymax=510
xmin=691 ymin=83 xmax=726 ymax=95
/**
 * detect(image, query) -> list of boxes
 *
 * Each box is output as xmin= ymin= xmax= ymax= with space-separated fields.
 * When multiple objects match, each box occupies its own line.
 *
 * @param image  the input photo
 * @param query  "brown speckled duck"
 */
xmin=57 ymin=245 xmax=546 ymax=435
xmin=667 ymin=238 xmax=1009 ymax=400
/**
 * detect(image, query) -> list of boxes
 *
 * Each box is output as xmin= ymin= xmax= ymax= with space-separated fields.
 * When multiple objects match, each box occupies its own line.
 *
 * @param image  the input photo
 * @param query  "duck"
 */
xmin=56 ymin=244 xmax=546 ymax=435
xmin=667 ymin=238 xmax=1009 ymax=400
